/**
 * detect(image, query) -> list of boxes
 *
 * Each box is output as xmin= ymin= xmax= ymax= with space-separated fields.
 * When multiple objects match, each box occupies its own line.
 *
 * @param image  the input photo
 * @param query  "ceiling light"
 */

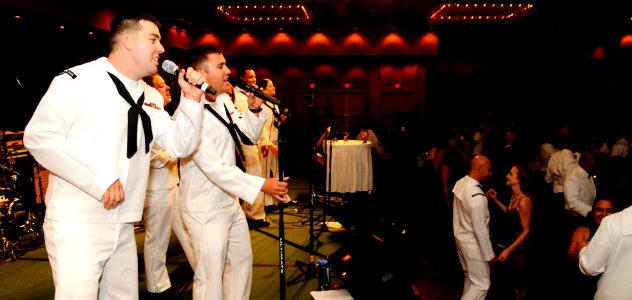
xmin=216 ymin=4 xmax=313 ymax=25
xmin=428 ymin=3 xmax=535 ymax=24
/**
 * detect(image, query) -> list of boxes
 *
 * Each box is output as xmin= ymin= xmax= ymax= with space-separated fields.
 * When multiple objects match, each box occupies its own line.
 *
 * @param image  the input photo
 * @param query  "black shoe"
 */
xmin=285 ymin=200 xmax=299 ymax=206
xmin=148 ymin=287 xmax=178 ymax=299
xmin=264 ymin=205 xmax=278 ymax=213
xmin=249 ymin=218 xmax=270 ymax=228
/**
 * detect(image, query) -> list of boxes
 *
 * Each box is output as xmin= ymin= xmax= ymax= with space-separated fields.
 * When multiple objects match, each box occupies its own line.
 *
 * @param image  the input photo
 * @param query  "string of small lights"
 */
xmin=216 ymin=4 xmax=312 ymax=25
xmin=428 ymin=3 xmax=535 ymax=24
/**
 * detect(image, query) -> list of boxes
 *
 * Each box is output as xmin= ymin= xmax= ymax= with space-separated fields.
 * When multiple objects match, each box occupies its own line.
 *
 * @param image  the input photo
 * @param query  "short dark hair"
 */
xmin=142 ymin=74 xmax=159 ymax=87
xmin=109 ymin=11 xmax=161 ymax=52
xmin=236 ymin=66 xmax=254 ymax=79
xmin=184 ymin=45 xmax=224 ymax=71
xmin=257 ymin=78 xmax=271 ymax=90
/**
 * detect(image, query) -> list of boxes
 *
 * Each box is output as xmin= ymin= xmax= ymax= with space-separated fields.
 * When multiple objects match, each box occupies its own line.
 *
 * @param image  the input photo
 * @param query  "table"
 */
xmin=324 ymin=140 xmax=373 ymax=193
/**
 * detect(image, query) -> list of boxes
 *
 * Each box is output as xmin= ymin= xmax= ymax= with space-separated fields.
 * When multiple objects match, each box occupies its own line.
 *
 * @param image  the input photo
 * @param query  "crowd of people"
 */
xmin=416 ymin=117 xmax=632 ymax=299
xmin=18 ymin=8 xmax=632 ymax=300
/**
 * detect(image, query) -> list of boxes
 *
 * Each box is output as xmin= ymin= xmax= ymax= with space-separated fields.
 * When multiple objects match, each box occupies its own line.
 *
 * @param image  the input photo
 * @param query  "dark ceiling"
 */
xmin=2 ymin=0 xmax=632 ymax=62
xmin=2 ymin=0 xmax=632 ymax=131
xmin=4 ymin=0 xmax=632 ymax=39
xmin=158 ymin=0 xmax=630 ymax=50
xmin=139 ymin=0 xmax=632 ymax=36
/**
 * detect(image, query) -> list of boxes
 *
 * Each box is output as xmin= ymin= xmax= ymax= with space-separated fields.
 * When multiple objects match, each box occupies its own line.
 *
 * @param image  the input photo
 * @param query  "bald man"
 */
xmin=452 ymin=155 xmax=495 ymax=300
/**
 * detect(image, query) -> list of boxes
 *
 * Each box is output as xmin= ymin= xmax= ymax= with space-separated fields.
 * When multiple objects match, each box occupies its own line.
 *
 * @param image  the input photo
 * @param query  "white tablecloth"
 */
xmin=324 ymin=140 xmax=373 ymax=193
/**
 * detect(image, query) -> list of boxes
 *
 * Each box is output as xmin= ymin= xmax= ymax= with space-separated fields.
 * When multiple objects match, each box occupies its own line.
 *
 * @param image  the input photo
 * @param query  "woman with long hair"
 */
xmin=486 ymin=164 xmax=534 ymax=300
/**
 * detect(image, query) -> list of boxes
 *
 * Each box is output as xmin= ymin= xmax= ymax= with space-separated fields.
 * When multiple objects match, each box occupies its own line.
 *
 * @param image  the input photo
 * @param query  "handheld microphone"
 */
xmin=161 ymin=60 xmax=216 ymax=95
xmin=230 ymin=78 xmax=281 ymax=106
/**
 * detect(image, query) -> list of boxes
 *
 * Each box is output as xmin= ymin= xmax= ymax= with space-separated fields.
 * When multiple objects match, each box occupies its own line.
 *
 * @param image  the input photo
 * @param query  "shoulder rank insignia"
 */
xmin=471 ymin=193 xmax=485 ymax=197
xmin=58 ymin=70 xmax=76 ymax=79
xmin=143 ymin=102 xmax=161 ymax=110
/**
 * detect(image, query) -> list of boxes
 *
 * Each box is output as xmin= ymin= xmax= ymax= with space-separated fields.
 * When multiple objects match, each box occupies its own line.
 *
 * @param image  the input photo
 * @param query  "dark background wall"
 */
xmin=2 ymin=6 xmax=632 ymax=158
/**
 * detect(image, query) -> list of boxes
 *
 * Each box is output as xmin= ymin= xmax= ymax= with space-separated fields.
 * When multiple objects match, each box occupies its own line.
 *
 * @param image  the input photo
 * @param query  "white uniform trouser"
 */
xmin=172 ymin=188 xmax=196 ymax=270
xmin=143 ymin=185 xmax=197 ymax=293
xmin=44 ymin=220 xmax=138 ymax=300
xmin=143 ymin=186 xmax=176 ymax=292
xmin=456 ymin=246 xmax=491 ymax=300
xmin=183 ymin=201 xmax=253 ymax=300
xmin=240 ymin=144 xmax=266 ymax=221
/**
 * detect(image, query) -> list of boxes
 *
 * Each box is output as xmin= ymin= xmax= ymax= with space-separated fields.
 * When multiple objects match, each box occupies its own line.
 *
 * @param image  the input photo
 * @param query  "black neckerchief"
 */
xmin=107 ymin=72 xmax=152 ymax=158
xmin=264 ymin=102 xmax=281 ymax=128
xmin=204 ymin=103 xmax=254 ymax=163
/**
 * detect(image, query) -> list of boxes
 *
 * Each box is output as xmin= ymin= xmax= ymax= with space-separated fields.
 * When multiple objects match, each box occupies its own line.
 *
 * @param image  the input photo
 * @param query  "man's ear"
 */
xmin=121 ymin=33 xmax=133 ymax=51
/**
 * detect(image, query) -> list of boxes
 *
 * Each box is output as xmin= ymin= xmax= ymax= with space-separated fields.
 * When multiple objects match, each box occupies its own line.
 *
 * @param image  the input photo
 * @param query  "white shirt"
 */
xmin=611 ymin=138 xmax=629 ymax=158
xmin=24 ymin=57 xmax=203 ymax=223
xmin=452 ymin=175 xmax=495 ymax=261
xmin=178 ymin=93 xmax=266 ymax=213
xmin=233 ymin=86 xmax=250 ymax=117
xmin=563 ymin=165 xmax=596 ymax=217
xmin=579 ymin=206 xmax=632 ymax=299
xmin=259 ymin=103 xmax=279 ymax=147
xmin=356 ymin=129 xmax=384 ymax=155
xmin=545 ymin=148 xmax=578 ymax=193
xmin=146 ymin=146 xmax=179 ymax=191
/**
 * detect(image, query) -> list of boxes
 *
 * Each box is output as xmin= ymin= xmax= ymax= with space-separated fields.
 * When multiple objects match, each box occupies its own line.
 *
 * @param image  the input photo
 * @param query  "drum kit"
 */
xmin=0 ymin=131 xmax=44 ymax=262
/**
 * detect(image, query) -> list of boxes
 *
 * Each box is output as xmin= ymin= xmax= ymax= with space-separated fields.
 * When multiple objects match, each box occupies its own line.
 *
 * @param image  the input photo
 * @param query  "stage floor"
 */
xmin=0 ymin=170 xmax=464 ymax=300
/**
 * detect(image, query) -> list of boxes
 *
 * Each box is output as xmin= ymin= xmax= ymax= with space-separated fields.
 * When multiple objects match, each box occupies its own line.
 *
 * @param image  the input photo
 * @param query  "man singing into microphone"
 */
xmin=178 ymin=45 xmax=290 ymax=300
xmin=23 ymin=11 xmax=207 ymax=299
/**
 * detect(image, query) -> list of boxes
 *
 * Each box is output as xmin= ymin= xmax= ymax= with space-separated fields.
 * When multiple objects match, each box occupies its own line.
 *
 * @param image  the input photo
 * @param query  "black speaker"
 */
xmin=328 ymin=230 xmax=420 ymax=300
xmin=327 ymin=246 xmax=353 ymax=282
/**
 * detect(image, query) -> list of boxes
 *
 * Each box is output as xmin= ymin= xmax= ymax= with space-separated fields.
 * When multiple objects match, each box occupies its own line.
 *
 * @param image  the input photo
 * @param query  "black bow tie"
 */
xmin=107 ymin=72 xmax=153 ymax=158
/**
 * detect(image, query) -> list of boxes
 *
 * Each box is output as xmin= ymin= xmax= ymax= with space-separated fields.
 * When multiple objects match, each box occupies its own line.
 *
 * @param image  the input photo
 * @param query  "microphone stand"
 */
xmin=251 ymin=95 xmax=327 ymax=298
xmin=287 ymin=126 xmax=329 ymax=287
xmin=271 ymin=105 xmax=328 ymax=298
xmin=322 ymin=135 xmax=333 ymax=235
xmin=275 ymin=105 xmax=287 ymax=300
